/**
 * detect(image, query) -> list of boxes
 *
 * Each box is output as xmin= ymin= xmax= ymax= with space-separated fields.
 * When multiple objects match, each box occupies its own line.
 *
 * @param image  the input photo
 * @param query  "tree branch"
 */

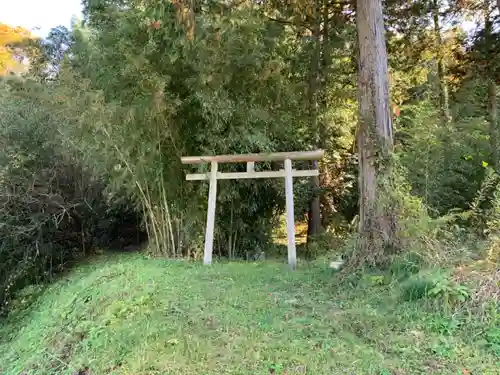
xmin=265 ymin=16 xmax=313 ymax=31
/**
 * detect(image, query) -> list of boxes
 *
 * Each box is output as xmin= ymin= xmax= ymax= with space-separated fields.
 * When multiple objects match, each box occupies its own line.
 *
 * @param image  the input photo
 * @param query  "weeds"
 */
xmin=0 ymin=254 xmax=498 ymax=375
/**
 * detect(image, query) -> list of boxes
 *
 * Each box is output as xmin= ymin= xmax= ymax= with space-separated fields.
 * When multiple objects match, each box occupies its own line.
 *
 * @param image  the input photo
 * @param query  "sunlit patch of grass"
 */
xmin=272 ymin=215 xmax=308 ymax=246
xmin=0 ymin=253 xmax=498 ymax=375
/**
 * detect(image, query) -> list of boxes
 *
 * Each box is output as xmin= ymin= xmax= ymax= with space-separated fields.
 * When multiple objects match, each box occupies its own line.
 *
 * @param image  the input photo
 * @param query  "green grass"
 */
xmin=0 ymin=254 xmax=498 ymax=375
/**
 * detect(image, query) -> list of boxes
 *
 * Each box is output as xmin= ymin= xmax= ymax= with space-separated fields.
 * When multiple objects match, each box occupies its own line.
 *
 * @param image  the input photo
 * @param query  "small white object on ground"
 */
xmin=329 ymin=257 xmax=344 ymax=270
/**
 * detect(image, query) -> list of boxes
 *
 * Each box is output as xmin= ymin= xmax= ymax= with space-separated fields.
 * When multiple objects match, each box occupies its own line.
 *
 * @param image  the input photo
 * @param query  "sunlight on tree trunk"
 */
xmin=306 ymin=10 xmax=323 ymax=243
xmin=355 ymin=0 xmax=398 ymax=265
xmin=318 ymin=0 xmax=334 ymax=230
xmin=432 ymin=0 xmax=450 ymax=124
xmin=484 ymin=7 xmax=498 ymax=168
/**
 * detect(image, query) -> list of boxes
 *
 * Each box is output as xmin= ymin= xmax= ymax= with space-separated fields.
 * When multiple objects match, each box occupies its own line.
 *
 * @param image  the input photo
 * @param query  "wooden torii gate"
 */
xmin=181 ymin=150 xmax=324 ymax=269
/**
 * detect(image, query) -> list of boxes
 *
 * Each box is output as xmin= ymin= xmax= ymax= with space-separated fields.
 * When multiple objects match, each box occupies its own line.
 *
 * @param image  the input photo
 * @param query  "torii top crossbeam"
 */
xmin=181 ymin=150 xmax=325 ymax=164
xmin=182 ymin=150 xmax=324 ymax=269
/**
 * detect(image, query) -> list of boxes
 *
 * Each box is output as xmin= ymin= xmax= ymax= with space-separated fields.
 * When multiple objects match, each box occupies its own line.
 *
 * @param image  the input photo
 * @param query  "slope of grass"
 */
xmin=0 ymin=254 xmax=498 ymax=375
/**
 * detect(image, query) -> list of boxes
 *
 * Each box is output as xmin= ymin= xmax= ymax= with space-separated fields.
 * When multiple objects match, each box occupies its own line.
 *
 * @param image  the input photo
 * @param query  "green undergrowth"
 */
xmin=0 ymin=254 xmax=498 ymax=375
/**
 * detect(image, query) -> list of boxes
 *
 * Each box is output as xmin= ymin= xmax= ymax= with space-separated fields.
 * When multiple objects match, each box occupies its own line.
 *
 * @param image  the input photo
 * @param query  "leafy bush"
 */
xmin=389 ymin=251 xmax=423 ymax=279
xmin=427 ymin=274 xmax=470 ymax=312
xmin=0 ymin=79 xmax=138 ymax=313
xmin=485 ymin=327 xmax=500 ymax=356
xmin=401 ymin=273 xmax=436 ymax=302
xmin=401 ymin=270 xmax=469 ymax=312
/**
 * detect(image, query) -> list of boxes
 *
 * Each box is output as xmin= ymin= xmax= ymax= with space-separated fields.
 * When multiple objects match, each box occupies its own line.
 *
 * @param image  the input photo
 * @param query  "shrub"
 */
xmin=0 ymin=79 xmax=138 ymax=313
xmin=400 ymin=270 xmax=470 ymax=313
xmin=401 ymin=272 xmax=436 ymax=302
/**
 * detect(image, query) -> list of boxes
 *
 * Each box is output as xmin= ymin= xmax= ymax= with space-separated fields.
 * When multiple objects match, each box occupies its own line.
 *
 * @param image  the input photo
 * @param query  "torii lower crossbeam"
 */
xmin=181 ymin=150 xmax=324 ymax=269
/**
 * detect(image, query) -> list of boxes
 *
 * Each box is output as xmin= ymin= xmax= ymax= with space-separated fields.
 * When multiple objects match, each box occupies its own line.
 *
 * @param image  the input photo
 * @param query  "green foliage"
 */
xmin=401 ymin=273 xmax=436 ymax=302
xmin=425 ymin=315 xmax=462 ymax=336
xmin=427 ymin=274 xmax=470 ymax=311
xmin=0 ymin=78 xmax=139 ymax=313
xmin=50 ymin=3 xmax=319 ymax=259
xmin=389 ymin=252 xmax=423 ymax=279
xmin=465 ymin=168 xmax=500 ymax=234
xmin=397 ymin=100 xmax=488 ymax=215
xmin=400 ymin=270 xmax=470 ymax=313
xmin=485 ymin=327 xmax=500 ymax=356
xmin=0 ymin=0 xmax=498 ymax=325
xmin=0 ymin=254 xmax=498 ymax=374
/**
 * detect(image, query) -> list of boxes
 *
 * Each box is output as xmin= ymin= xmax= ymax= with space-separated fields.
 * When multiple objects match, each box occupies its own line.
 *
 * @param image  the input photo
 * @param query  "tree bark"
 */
xmin=485 ymin=12 xmax=498 ymax=168
xmin=488 ymin=80 xmax=498 ymax=168
xmin=318 ymin=0 xmax=335 ymax=229
xmin=306 ymin=12 xmax=323 ymax=243
xmin=432 ymin=0 xmax=450 ymax=124
xmin=356 ymin=0 xmax=397 ymax=264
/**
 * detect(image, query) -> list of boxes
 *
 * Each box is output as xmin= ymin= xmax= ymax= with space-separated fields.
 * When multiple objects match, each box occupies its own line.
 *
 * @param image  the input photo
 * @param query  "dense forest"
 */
xmin=0 ymin=0 xmax=499 ymax=372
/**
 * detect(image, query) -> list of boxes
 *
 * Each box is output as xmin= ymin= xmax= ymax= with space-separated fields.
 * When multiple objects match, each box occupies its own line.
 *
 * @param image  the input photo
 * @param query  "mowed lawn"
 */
xmin=0 ymin=253 xmax=498 ymax=375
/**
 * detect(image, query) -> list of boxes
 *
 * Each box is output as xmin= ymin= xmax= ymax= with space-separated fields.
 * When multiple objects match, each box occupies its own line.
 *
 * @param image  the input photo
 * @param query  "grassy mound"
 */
xmin=0 ymin=254 xmax=498 ymax=375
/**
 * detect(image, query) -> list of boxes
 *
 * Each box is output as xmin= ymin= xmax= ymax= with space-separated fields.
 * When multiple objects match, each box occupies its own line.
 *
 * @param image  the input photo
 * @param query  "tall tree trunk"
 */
xmin=355 ymin=0 xmax=397 ymax=264
xmin=306 ymin=15 xmax=323 ymax=243
xmin=432 ymin=0 xmax=453 ymax=187
xmin=495 ymin=0 xmax=500 ymax=168
xmin=488 ymin=80 xmax=498 ymax=168
xmin=432 ymin=0 xmax=450 ymax=124
xmin=485 ymin=12 xmax=498 ymax=168
xmin=318 ymin=0 xmax=335 ymax=229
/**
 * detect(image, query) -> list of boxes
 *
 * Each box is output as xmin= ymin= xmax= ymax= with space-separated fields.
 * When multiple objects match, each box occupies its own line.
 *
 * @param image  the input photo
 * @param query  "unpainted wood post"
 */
xmin=284 ymin=158 xmax=297 ymax=270
xmin=204 ymin=161 xmax=218 ymax=265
